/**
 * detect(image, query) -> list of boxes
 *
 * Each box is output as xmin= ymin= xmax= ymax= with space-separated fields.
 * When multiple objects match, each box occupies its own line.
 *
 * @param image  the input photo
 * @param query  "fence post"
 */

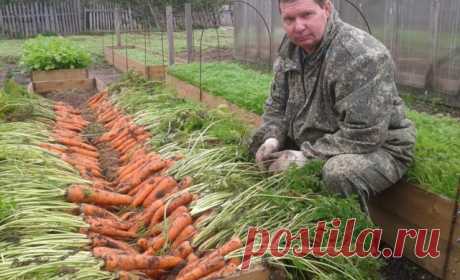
xmin=185 ymin=3 xmax=193 ymax=63
xmin=166 ymin=6 xmax=175 ymax=65
xmin=114 ymin=6 xmax=122 ymax=47
xmin=430 ymin=0 xmax=440 ymax=89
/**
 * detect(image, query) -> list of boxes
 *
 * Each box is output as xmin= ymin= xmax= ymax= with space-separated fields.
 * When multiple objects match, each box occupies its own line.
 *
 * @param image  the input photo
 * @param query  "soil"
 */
xmin=42 ymin=89 xmax=97 ymax=111
xmin=381 ymin=257 xmax=440 ymax=280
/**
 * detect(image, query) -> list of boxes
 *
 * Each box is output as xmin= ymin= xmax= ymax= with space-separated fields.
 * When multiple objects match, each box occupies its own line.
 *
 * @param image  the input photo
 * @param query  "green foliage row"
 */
xmin=20 ymin=35 xmax=91 ymax=71
xmin=169 ymin=62 xmax=460 ymax=200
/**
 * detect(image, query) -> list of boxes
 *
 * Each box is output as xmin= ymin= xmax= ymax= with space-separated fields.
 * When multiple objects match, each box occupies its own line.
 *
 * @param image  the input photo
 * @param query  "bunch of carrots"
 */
xmin=42 ymin=90 xmax=244 ymax=280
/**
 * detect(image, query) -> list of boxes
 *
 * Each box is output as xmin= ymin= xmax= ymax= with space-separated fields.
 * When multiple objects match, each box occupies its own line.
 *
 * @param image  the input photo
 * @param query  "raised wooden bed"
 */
xmin=104 ymin=46 xmax=166 ymax=82
xmin=165 ymin=73 xmax=460 ymax=280
xmin=29 ymin=68 xmax=95 ymax=94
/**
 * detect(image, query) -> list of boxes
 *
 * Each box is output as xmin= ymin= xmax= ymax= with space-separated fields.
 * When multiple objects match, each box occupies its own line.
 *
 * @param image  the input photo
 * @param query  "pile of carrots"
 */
xmin=41 ymin=90 xmax=243 ymax=280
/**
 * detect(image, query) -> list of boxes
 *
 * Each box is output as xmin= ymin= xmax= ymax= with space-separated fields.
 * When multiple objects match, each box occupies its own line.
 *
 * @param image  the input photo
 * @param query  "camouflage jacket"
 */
xmin=251 ymin=12 xmax=416 ymax=164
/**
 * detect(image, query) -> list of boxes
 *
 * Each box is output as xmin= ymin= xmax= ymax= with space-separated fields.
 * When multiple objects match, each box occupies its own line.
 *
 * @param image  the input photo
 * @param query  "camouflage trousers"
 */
xmin=322 ymin=149 xmax=409 ymax=215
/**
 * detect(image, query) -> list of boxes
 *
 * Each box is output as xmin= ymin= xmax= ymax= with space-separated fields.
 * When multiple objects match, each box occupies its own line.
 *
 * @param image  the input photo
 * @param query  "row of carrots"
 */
xmin=41 ymin=91 xmax=244 ymax=280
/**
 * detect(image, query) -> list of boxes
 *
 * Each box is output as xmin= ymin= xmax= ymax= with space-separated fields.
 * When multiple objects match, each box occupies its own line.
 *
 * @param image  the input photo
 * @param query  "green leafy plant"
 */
xmin=20 ymin=35 xmax=91 ymax=71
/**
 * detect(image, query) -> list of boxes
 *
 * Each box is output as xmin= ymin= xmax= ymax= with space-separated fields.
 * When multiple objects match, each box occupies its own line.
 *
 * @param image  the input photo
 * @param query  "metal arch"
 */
xmin=343 ymin=0 xmax=372 ymax=35
xmin=229 ymin=0 xmax=273 ymax=66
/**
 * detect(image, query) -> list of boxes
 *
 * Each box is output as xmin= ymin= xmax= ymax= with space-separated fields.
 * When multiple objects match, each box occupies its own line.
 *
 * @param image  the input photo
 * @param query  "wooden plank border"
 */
xmin=104 ymin=46 xmax=166 ymax=82
xmin=164 ymin=72 xmax=460 ymax=279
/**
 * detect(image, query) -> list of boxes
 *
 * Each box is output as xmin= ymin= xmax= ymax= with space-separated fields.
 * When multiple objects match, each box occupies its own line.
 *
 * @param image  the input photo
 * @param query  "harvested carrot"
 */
xmin=208 ymin=238 xmax=243 ymax=259
xmin=151 ymin=192 xmax=194 ymax=224
xmin=86 ymin=216 xmax=133 ymax=231
xmin=147 ymin=213 xmax=192 ymax=253
xmin=187 ymin=253 xmax=199 ymax=262
xmin=79 ymin=204 xmax=120 ymax=221
xmin=89 ymin=223 xmax=137 ymax=240
xmin=54 ymin=135 xmax=97 ymax=151
xmin=117 ymin=270 xmax=149 ymax=280
xmin=131 ymin=177 xmax=160 ymax=207
xmin=104 ymin=254 xmax=183 ymax=271
xmin=201 ymin=263 xmax=239 ymax=280
xmin=93 ymin=246 xmax=126 ymax=258
xmin=179 ymin=176 xmax=193 ymax=189
xmin=142 ymin=176 xmax=177 ymax=207
xmin=90 ymin=233 xmax=138 ymax=254
xmin=66 ymin=185 xmax=133 ymax=206
xmin=149 ymin=206 xmax=188 ymax=236
xmin=170 ymin=241 xmax=193 ymax=259
xmin=171 ymin=225 xmax=196 ymax=249
xmin=176 ymin=256 xmax=225 ymax=280
xmin=193 ymin=210 xmax=213 ymax=228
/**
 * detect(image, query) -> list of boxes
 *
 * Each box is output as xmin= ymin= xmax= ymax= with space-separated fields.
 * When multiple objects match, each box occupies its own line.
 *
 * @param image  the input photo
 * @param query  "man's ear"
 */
xmin=324 ymin=0 xmax=333 ymax=17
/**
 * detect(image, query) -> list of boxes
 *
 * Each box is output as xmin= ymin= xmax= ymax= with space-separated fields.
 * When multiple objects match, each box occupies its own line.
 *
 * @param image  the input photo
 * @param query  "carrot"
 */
xmin=90 ymin=233 xmax=138 ymax=255
xmin=144 ymin=213 xmax=192 ymax=254
xmin=120 ymin=211 xmax=138 ymax=221
xmin=187 ymin=253 xmax=199 ymax=262
xmin=127 ymin=159 xmax=167 ymax=187
xmin=39 ymin=143 xmax=67 ymax=154
xmin=120 ymin=147 xmax=147 ymax=163
xmin=66 ymin=185 xmax=133 ymax=206
xmin=103 ymin=254 xmax=183 ymax=271
xmin=142 ymin=176 xmax=177 ymax=207
xmin=54 ymin=135 xmax=97 ymax=151
xmin=117 ymin=271 xmax=149 ymax=280
xmin=179 ymin=176 xmax=193 ymax=189
xmin=119 ymin=140 xmax=141 ymax=156
xmin=151 ymin=192 xmax=194 ymax=224
xmin=86 ymin=216 xmax=133 ymax=231
xmin=170 ymin=241 xmax=193 ymax=259
xmin=80 ymin=204 xmax=120 ymax=221
xmin=201 ymin=263 xmax=239 ymax=280
xmin=93 ymin=246 xmax=126 ymax=258
xmin=207 ymin=238 xmax=243 ymax=259
xmin=176 ymin=256 xmax=226 ymax=280
xmin=149 ymin=206 xmax=188 ymax=236
xmin=142 ymin=269 xmax=166 ymax=279
xmin=160 ymin=159 xmax=176 ymax=175
xmin=171 ymin=225 xmax=196 ymax=250
xmin=131 ymin=177 xmax=160 ymax=207
xmin=89 ymin=223 xmax=137 ymax=240
xmin=68 ymin=146 xmax=99 ymax=159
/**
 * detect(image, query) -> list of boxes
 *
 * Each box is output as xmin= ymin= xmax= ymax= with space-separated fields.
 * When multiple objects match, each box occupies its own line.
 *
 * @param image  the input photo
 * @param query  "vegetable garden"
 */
xmin=0 ymin=3 xmax=459 ymax=280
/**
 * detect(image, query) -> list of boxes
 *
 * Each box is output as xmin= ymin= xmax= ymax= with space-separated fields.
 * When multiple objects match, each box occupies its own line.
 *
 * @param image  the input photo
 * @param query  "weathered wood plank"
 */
xmin=445 ymin=194 xmax=460 ymax=280
xmin=33 ymin=79 xmax=95 ymax=94
xmin=166 ymin=6 xmax=175 ymax=65
xmin=32 ymin=69 xmax=89 ymax=82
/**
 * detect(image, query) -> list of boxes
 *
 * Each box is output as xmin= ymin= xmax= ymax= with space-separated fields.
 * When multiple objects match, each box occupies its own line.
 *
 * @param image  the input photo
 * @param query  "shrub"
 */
xmin=20 ymin=35 xmax=91 ymax=71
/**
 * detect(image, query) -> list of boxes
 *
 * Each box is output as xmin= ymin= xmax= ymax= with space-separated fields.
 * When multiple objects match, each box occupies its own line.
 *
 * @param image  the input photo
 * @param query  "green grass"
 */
xmin=0 ymin=28 xmax=234 ymax=67
xmin=114 ymin=48 xmax=165 ymax=65
xmin=169 ymin=62 xmax=271 ymax=115
xmin=169 ymin=62 xmax=460 ymax=200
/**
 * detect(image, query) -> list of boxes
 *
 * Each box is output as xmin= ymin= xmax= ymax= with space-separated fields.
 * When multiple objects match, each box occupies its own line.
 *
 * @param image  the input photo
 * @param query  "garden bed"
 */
xmin=166 ymin=63 xmax=460 ymax=280
xmin=104 ymin=46 xmax=166 ymax=82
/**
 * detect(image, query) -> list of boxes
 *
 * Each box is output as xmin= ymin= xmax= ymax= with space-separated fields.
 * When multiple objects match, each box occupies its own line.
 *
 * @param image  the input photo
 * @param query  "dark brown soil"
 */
xmin=381 ymin=257 xmax=440 ymax=280
xmin=42 ymin=89 xmax=97 ymax=111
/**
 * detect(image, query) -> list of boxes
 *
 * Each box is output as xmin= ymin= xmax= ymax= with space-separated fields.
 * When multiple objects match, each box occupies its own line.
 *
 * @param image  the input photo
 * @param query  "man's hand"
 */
xmin=267 ymin=150 xmax=308 ymax=173
xmin=255 ymin=138 xmax=280 ymax=170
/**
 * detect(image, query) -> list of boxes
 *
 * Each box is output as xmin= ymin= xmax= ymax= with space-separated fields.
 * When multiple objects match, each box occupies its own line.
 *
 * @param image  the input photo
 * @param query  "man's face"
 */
xmin=280 ymin=0 xmax=332 ymax=53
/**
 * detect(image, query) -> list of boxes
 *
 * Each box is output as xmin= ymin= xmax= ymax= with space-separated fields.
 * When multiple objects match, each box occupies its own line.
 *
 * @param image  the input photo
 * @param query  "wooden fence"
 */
xmin=0 ymin=1 xmax=229 ymax=38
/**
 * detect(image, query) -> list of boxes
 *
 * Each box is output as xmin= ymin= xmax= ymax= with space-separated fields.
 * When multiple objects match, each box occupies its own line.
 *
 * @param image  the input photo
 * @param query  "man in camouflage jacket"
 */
xmin=251 ymin=0 xmax=416 ymax=213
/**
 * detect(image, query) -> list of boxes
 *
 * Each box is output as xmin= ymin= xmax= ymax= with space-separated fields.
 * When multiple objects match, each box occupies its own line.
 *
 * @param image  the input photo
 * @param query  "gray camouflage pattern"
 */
xmin=250 ymin=11 xmax=416 ymax=211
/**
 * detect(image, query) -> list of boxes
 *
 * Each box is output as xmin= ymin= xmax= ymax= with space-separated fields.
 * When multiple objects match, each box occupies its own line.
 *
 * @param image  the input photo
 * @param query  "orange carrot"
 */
xmin=171 ymin=225 xmax=196 ymax=249
xmin=93 ymin=246 xmax=126 ymax=258
xmin=187 ymin=253 xmax=199 ymax=262
xmin=149 ymin=206 xmax=188 ymax=236
xmin=176 ymin=256 xmax=225 ymax=280
xmin=105 ymin=255 xmax=183 ymax=272
xmin=66 ymin=185 xmax=133 ymax=206
xmin=142 ymin=176 xmax=177 ymax=207
xmin=179 ymin=176 xmax=193 ymax=189
xmin=170 ymin=241 xmax=193 ymax=259
xmin=86 ymin=216 xmax=133 ymax=231
xmin=54 ymin=135 xmax=97 ymax=151
xmin=151 ymin=192 xmax=194 ymax=224
xmin=90 ymin=233 xmax=138 ymax=255
xmin=89 ymin=223 xmax=137 ymax=240
xmin=144 ymin=213 xmax=192 ymax=254
xmin=131 ymin=177 xmax=160 ymax=207
xmin=80 ymin=204 xmax=120 ymax=221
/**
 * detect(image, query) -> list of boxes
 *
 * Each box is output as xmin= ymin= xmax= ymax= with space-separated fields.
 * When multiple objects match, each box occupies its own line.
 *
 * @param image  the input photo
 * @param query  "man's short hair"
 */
xmin=278 ymin=0 xmax=327 ymax=9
